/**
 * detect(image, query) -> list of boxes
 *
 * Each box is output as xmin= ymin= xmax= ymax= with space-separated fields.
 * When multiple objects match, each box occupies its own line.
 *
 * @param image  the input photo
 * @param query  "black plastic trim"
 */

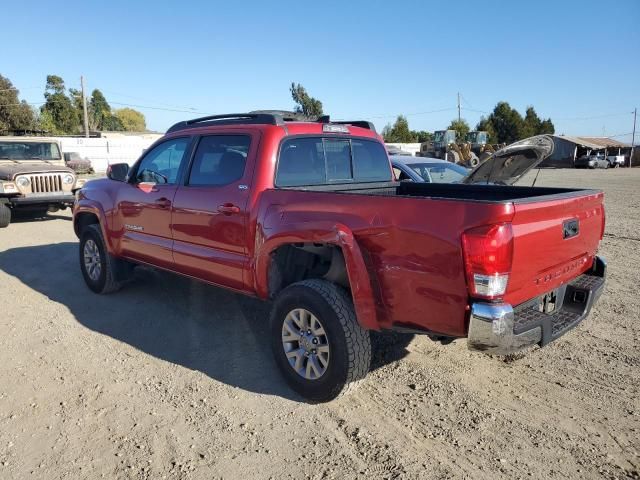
xmin=167 ymin=113 xmax=285 ymax=134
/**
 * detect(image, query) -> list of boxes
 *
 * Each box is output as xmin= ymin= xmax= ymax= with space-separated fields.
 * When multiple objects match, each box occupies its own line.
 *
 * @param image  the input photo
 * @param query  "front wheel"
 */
xmin=79 ymin=224 xmax=123 ymax=294
xmin=0 ymin=203 xmax=11 ymax=228
xmin=270 ymin=279 xmax=371 ymax=402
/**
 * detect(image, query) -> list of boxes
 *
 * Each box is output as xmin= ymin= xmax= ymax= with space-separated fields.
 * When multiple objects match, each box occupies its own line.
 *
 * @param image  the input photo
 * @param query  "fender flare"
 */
xmin=73 ymin=202 xmax=114 ymax=254
xmin=254 ymin=221 xmax=381 ymax=331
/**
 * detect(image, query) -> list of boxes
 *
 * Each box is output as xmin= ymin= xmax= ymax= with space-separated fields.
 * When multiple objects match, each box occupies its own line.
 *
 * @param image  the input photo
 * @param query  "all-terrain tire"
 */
xmin=270 ymin=279 xmax=371 ymax=402
xmin=0 ymin=203 xmax=11 ymax=228
xmin=79 ymin=224 xmax=122 ymax=294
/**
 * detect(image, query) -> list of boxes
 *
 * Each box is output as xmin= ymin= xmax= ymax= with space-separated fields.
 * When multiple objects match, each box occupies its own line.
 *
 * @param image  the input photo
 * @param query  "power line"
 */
xmin=0 ymin=98 xmax=209 ymax=114
xmin=554 ymin=111 xmax=631 ymax=121
xmin=0 ymin=86 xmax=42 ymax=93
xmin=108 ymin=101 xmax=206 ymax=114
xmin=363 ymin=107 xmax=456 ymax=120
xmin=606 ymin=132 xmax=633 ymax=138
xmin=100 ymin=89 xmax=200 ymax=111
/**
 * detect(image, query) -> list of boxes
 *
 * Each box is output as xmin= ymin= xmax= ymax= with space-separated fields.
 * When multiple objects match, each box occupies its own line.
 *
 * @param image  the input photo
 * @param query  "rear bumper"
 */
xmin=467 ymin=256 xmax=606 ymax=355
xmin=9 ymin=194 xmax=75 ymax=206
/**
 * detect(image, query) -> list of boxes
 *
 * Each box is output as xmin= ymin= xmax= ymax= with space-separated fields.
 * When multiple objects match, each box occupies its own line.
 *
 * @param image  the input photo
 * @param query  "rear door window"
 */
xmin=188 ymin=135 xmax=251 ymax=186
xmin=276 ymin=137 xmax=391 ymax=187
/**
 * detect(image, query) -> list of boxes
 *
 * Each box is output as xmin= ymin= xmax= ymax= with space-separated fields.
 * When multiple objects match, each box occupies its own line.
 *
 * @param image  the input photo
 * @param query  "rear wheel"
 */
xmin=270 ymin=279 xmax=371 ymax=402
xmin=0 ymin=203 xmax=11 ymax=228
xmin=79 ymin=224 xmax=123 ymax=294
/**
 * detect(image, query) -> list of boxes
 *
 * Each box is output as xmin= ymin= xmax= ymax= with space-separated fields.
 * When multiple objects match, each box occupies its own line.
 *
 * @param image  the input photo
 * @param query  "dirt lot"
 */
xmin=0 ymin=168 xmax=638 ymax=479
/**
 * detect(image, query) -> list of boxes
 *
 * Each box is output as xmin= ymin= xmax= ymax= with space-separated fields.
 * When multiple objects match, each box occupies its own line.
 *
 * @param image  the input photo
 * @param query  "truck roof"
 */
xmin=165 ymin=111 xmax=379 ymax=139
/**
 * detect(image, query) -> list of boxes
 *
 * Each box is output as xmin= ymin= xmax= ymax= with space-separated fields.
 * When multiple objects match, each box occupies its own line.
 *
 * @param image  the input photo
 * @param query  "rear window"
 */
xmin=276 ymin=137 xmax=391 ymax=187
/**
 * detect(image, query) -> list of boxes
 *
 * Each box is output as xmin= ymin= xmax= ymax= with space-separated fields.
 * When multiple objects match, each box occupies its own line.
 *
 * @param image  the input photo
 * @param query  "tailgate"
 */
xmin=505 ymin=190 xmax=604 ymax=306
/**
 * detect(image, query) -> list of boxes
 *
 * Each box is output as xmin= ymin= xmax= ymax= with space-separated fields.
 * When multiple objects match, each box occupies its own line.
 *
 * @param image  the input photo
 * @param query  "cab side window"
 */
xmin=135 ymin=138 xmax=190 ymax=185
xmin=188 ymin=135 xmax=251 ymax=186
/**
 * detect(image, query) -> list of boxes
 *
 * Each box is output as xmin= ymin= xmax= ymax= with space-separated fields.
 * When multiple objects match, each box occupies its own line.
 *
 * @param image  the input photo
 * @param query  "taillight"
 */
xmin=600 ymin=205 xmax=606 ymax=240
xmin=462 ymin=223 xmax=514 ymax=299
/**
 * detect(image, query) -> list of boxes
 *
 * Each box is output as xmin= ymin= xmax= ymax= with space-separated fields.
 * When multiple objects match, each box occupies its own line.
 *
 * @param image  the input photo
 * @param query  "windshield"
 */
xmin=409 ymin=162 xmax=468 ymax=183
xmin=0 ymin=141 xmax=62 ymax=160
xmin=467 ymin=131 xmax=487 ymax=144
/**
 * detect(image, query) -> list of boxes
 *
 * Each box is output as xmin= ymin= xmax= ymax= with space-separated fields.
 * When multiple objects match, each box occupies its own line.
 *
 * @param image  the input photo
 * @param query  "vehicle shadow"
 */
xmin=0 ymin=242 xmax=412 ymax=401
xmin=11 ymin=212 xmax=73 ymax=223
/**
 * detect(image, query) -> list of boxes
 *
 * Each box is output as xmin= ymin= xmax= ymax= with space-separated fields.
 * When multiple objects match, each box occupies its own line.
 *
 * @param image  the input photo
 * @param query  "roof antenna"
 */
xmin=531 ymin=167 xmax=541 ymax=187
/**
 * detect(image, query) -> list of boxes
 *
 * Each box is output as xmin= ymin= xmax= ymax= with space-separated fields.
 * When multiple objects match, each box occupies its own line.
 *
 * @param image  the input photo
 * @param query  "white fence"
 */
xmin=385 ymin=142 xmax=421 ymax=156
xmin=55 ymin=135 xmax=161 ymax=173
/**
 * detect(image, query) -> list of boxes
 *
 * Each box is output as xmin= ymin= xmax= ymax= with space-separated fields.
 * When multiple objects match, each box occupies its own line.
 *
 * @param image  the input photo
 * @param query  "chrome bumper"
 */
xmin=467 ymin=303 xmax=542 ymax=355
xmin=468 ymin=256 xmax=606 ymax=355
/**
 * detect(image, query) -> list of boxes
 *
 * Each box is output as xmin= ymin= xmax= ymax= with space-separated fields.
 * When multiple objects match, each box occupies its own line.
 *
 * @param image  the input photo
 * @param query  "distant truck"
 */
xmin=74 ymin=112 xmax=606 ymax=401
xmin=0 ymin=137 xmax=86 ymax=227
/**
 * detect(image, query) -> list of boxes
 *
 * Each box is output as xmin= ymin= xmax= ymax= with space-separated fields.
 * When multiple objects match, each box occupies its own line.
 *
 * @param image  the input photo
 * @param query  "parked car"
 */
xmin=607 ymin=155 xmax=624 ymax=168
xmin=64 ymin=152 xmax=94 ymax=174
xmin=73 ymin=112 xmax=606 ymax=401
xmin=0 ymin=137 xmax=86 ymax=228
xmin=391 ymin=156 xmax=469 ymax=183
xmin=575 ymin=153 xmax=611 ymax=169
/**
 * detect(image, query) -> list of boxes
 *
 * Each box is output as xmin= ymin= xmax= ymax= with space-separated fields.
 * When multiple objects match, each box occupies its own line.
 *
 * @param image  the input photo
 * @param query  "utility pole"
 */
xmin=457 ymin=92 xmax=461 ymax=122
xmin=631 ymin=107 xmax=637 ymax=168
xmin=81 ymin=75 xmax=89 ymax=138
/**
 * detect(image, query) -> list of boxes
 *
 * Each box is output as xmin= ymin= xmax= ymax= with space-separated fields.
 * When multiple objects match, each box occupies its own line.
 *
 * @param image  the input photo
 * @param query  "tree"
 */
xmin=447 ymin=118 xmax=470 ymax=142
xmin=521 ymin=106 xmax=542 ymax=139
xmin=290 ymin=83 xmax=323 ymax=117
xmin=114 ymin=108 xmax=146 ymax=131
xmin=103 ymin=114 xmax=124 ymax=131
xmin=0 ymin=74 xmax=35 ymax=132
xmin=89 ymin=89 xmax=113 ymax=130
xmin=35 ymin=109 xmax=56 ymax=133
xmin=382 ymin=115 xmax=416 ymax=143
xmin=475 ymin=116 xmax=498 ymax=143
xmin=412 ymin=130 xmax=432 ymax=143
xmin=539 ymin=118 xmax=555 ymax=135
xmin=475 ymin=102 xmax=523 ymax=144
xmin=41 ymin=75 xmax=79 ymax=134
xmin=476 ymin=102 xmax=555 ymax=145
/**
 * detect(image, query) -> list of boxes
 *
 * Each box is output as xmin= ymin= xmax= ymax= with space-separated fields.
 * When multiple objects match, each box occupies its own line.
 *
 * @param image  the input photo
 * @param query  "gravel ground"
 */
xmin=0 ymin=168 xmax=638 ymax=479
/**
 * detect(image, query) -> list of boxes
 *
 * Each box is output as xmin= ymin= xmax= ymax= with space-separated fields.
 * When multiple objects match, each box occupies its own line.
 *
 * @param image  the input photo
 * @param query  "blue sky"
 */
xmin=3 ymin=0 xmax=639 ymax=142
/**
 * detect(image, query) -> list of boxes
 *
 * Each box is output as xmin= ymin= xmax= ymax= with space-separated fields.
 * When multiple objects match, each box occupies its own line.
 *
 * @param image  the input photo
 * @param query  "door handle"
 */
xmin=155 ymin=197 xmax=172 ymax=209
xmin=217 ymin=203 xmax=240 ymax=215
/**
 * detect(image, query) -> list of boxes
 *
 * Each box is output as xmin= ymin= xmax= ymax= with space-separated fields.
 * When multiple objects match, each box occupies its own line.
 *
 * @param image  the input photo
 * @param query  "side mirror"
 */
xmin=107 ymin=163 xmax=129 ymax=182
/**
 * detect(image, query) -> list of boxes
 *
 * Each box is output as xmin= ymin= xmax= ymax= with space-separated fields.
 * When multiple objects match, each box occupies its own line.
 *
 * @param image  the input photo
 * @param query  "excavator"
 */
xmin=417 ymin=130 xmax=504 ymax=167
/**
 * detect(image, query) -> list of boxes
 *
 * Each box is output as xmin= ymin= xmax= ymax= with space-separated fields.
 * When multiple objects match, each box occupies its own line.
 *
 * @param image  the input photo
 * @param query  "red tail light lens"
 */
xmin=462 ymin=223 xmax=514 ymax=299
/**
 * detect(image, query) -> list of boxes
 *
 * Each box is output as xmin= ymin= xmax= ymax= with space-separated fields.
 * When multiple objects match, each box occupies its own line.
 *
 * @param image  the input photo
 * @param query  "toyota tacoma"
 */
xmin=73 ymin=112 xmax=606 ymax=401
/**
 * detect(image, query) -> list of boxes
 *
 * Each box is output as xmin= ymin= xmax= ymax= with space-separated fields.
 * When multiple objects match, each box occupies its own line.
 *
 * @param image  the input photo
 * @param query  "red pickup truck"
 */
xmin=73 ymin=112 xmax=606 ymax=401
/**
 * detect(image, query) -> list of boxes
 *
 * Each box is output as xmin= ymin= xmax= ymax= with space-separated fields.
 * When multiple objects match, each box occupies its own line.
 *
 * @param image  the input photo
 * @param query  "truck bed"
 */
xmin=284 ymin=180 xmax=599 ymax=203
xmin=261 ymin=182 xmax=605 ymax=337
